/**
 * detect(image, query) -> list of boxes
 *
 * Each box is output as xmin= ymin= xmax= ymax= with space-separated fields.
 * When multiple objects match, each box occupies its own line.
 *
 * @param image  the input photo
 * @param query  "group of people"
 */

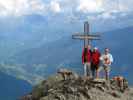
xmin=82 ymin=45 xmax=113 ymax=80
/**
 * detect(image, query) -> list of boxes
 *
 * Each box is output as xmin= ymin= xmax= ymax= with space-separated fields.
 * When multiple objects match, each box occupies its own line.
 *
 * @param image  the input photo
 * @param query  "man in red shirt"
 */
xmin=91 ymin=47 xmax=101 ymax=79
xmin=82 ymin=45 xmax=92 ymax=76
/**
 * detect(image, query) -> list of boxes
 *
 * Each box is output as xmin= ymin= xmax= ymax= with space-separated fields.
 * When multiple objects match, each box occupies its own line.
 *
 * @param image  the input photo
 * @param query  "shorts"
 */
xmin=103 ymin=65 xmax=110 ymax=73
xmin=91 ymin=63 xmax=99 ymax=71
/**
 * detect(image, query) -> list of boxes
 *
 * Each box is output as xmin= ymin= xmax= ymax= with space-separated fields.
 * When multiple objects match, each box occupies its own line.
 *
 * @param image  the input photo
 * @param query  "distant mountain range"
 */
xmin=1 ymin=26 xmax=133 ymax=85
xmin=0 ymin=71 xmax=32 ymax=100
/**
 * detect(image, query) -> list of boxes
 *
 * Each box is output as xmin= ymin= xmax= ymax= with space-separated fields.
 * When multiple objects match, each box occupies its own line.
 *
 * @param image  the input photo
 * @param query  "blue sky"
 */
xmin=0 ymin=0 xmax=133 ymax=33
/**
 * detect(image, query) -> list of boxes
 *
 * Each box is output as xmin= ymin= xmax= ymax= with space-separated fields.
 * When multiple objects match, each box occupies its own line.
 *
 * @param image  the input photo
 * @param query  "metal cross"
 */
xmin=72 ymin=21 xmax=101 ymax=48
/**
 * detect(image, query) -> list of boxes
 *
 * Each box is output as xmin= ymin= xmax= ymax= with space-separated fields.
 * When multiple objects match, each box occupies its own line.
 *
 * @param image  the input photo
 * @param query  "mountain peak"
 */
xmin=21 ymin=69 xmax=133 ymax=100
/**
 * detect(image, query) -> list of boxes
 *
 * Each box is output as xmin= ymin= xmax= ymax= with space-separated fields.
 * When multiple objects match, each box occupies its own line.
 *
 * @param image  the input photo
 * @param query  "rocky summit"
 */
xmin=21 ymin=69 xmax=133 ymax=100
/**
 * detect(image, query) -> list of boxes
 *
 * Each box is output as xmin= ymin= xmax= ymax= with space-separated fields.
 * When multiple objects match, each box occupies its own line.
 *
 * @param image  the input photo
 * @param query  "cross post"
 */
xmin=72 ymin=21 xmax=101 ymax=48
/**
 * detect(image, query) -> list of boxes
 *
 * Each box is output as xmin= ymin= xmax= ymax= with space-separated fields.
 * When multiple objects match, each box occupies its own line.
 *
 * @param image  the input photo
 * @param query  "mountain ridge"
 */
xmin=21 ymin=69 xmax=133 ymax=100
xmin=1 ymin=26 xmax=133 ymax=85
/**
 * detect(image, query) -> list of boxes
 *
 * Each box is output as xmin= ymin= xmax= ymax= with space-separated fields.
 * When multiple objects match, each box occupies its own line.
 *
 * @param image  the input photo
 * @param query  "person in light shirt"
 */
xmin=100 ymin=48 xmax=113 ymax=80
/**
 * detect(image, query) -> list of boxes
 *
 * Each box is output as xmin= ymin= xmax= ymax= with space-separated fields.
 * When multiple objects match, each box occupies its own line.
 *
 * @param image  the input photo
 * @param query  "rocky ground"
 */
xmin=21 ymin=69 xmax=133 ymax=100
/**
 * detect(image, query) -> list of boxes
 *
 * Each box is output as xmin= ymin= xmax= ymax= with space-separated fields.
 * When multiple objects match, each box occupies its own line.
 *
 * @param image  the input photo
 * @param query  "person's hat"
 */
xmin=94 ymin=47 xmax=98 ymax=50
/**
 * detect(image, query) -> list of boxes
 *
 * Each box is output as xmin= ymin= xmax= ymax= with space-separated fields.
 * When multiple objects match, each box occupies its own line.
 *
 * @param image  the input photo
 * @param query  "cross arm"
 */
xmin=73 ymin=33 xmax=101 ymax=37
xmin=72 ymin=34 xmax=101 ymax=40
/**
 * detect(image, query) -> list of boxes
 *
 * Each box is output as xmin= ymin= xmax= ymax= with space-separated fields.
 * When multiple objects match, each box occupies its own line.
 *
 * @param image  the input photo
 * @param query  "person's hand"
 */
xmin=105 ymin=60 xmax=111 ymax=64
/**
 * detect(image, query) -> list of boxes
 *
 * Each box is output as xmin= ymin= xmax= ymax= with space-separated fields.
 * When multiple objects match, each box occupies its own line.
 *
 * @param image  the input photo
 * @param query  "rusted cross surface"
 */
xmin=72 ymin=21 xmax=101 ymax=48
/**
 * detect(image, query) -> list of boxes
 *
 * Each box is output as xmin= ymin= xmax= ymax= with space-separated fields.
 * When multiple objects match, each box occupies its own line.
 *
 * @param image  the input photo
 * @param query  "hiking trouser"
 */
xmin=84 ymin=62 xmax=91 ymax=77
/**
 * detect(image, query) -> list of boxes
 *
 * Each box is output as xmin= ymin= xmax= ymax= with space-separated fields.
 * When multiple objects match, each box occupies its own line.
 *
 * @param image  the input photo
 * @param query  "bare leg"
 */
xmin=96 ymin=69 xmax=99 ymax=79
xmin=105 ymin=71 xmax=109 ymax=80
xmin=104 ymin=65 xmax=110 ymax=81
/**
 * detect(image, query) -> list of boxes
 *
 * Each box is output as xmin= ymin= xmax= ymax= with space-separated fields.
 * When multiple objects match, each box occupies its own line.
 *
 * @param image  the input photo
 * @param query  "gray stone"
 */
xmin=22 ymin=69 xmax=132 ymax=100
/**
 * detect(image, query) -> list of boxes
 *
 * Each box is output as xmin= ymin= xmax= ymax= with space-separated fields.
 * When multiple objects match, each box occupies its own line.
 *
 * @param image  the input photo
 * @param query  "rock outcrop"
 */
xmin=21 ymin=69 xmax=133 ymax=100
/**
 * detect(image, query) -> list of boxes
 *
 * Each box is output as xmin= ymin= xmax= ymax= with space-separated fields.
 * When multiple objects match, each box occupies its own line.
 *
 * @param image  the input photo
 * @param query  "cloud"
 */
xmin=0 ymin=0 xmax=132 ymax=20
xmin=29 ymin=0 xmax=46 ymax=14
xmin=97 ymin=12 xmax=116 ymax=19
xmin=49 ymin=1 xmax=61 ymax=13
xmin=0 ymin=0 xmax=29 ymax=16
xmin=0 ymin=0 xmax=62 ymax=17
xmin=77 ymin=0 xmax=104 ymax=13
